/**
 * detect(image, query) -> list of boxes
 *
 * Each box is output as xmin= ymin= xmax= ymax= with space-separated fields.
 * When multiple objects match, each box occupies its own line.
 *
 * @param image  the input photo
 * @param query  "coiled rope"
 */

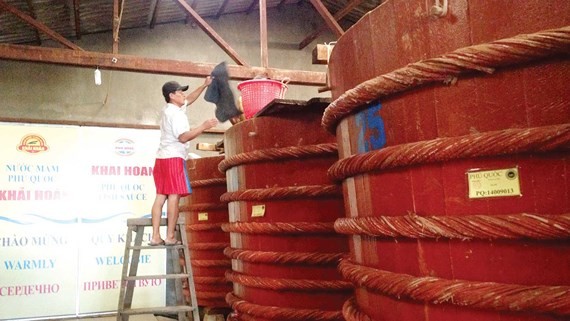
xmin=222 ymin=221 xmax=335 ymax=235
xmin=190 ymin=177 xmax=227 ymax=188
xmin=186 ymin=222 xmax=224 ymax=232
xmin=220 ymin=185 xmax=341 ymax=203
xmin=218 ymin=143 xmax=338 ymax=173
xmin=322 ymin=26 xmax=570 ymax=132
xmin=339 ymin=259 xmax=570 ymax=316
xmin=328 ymin=124 xmax=570 ymax=181
xmin=224 ymin=247 xmax=345 ymax=265
xmin=335 ymin=213 xmax=570 ymax=241
xmin=188 ymin=242 xmax=228 ymax=251
xmin=226 ymin=292 xmax=345 ymax=321
xmin=226 ymin=270 xmax=352 ymax=292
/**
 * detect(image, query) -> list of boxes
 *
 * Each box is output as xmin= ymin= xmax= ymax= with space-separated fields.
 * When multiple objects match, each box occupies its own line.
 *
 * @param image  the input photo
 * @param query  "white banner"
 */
xmin=0 ymin=123 xmax=167 ymax=320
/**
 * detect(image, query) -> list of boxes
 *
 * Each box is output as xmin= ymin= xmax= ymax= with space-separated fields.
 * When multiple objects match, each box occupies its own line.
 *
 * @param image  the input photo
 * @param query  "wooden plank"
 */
xmin=113 ymin=0 xmax=120 ymax=54
xmin=312 ymin=43 xmax=334 ymax=64
xmin=299 ymin=0 xmax=362 ymax=49
xmin=0 ymin=0 xmax=83 ymax=51
xmin=149 ymin=0 xmax=160 ymax=29
xmin=24 ymin=0 xmax=41 ymax=45
xmin=174 ymin=0 xmax=249 ymax=66
xmin=255 ymin=97 xmax=331 ymax=117
xmin=260 ymin=0 xmax=269 ymax=68
xmin=0 ymin=44 xmax=327 ymax=86
xmin=72 ymin=0 xmax=81 ymax=39
xmin=216 ymin=0 xmax=231 ymax=19
xmin=308 ymin=0 xmax=343 ymax=37
xmin=122 ymin=306 xmax=194 ymax=315
xmin=125 ymin=274 xmax=190 ymax=280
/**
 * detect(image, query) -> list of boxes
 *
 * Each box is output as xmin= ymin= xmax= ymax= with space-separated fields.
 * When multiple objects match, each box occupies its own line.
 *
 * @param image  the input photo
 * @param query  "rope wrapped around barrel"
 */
xmin=226 ymin=292 xmax=345 ymax=321
xmin=336 ymin=212 xmax=570 ymax=318
xmin=224 ymin=247 xmax=345 ymax=265
xmin=220 ymin=143 xmax=347 ymax=320
xmin=218 ymin=143 xmax=338 ymax=173
xmin=226 ymin=270 xmax=352 ymax=292
xmin=321 ymin=26 xmax=570 ymax=319
xmin=335 ymin=213 xmax=570 ymax=241
xmin=190 ymin=177 xmax=227 ymax=188
xmin=181 ymin=178 xmax=227 ymax=212
xmin=220 ymin=184 xmax=341 ymax=202
xmin=328 ymin=123 xmax=570 ymax=181
xmin=191 ymin=259 xmax=231 ymax=268
xmin=322 ymin=26 xmax=570 ymax=133
xmin=179 ymin=202 xmax=228 ymax=212
xmin=188 ymin=242 xmax=228 ymax=251
xmin=339 ymin=259 xmax=570 ymax=317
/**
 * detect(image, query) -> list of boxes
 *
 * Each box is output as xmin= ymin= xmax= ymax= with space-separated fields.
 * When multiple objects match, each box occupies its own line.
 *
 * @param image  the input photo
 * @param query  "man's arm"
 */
xmin=178 ymin=118 xmax=219 ymax=143
xmin=185 ymin=76 xmax=213 ymax=105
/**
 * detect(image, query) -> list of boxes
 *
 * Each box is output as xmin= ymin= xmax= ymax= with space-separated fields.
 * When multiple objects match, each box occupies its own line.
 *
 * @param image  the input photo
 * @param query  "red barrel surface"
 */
xmin=220 ymin=100 xmax=351 ymax=321
xmin=325 ymin=1 xmax=569 ymax=321
xmin=180 ymin=156 xmax=231 ymax=308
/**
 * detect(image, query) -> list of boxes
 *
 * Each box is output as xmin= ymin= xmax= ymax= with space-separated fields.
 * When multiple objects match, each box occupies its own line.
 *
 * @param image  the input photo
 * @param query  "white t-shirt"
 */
xmin=156 ymin=103 xmax=190 ymax=159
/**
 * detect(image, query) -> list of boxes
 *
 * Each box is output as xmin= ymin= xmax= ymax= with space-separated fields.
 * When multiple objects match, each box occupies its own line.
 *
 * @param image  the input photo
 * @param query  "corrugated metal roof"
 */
xmin=0 ymin=0 xmax=382 ymax=46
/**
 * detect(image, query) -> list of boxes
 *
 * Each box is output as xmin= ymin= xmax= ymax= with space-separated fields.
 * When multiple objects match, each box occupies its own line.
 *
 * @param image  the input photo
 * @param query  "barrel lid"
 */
xmin=254 ymin=97 xmax=331 ymax=117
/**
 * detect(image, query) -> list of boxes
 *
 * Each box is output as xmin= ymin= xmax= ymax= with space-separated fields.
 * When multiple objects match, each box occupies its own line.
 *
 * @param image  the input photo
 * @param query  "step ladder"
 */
xmin=117 ymin=217 xmax=200 ymax=321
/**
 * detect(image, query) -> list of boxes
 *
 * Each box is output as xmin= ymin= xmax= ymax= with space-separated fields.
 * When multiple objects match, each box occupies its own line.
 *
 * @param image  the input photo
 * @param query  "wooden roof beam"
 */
xmin=149 ymin=0 xmax=160 ymax=29
xmin=0 ymin=0 xmax=83 ymax=51
xmin=173 ymin=0 xmax=249 ymax=66
xmin=308 ymin=0 xmax=344 ymax=38
xmin=112 ymin=0 xmax=122 ymax=54
xmin=0 ymin=44 xmax=326 ymax=86
xmin=260 ymin=0 xmax=268 ymax=68
xmin=299 ymin=0 xmax=363 ymax=49
xmin=216 ymin=0 xmax=230 ymax=19
xmin=72 ymin=0 xmax=81 ymax=39
xmin=246 ymin=0 xmax=257 ymax=15
xmin=24 ymin=0 xmax=41 ymax=45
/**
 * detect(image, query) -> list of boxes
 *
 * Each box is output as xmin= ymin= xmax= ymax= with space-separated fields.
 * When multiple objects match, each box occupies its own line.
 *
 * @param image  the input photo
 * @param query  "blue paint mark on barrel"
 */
xmin=356 ymin=102 xmax=386 ymax=152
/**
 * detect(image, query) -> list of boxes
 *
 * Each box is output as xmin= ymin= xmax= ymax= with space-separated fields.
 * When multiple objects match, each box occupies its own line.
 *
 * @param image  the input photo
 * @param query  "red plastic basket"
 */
xmin=237 ymin=79 xmax=288 ymax=119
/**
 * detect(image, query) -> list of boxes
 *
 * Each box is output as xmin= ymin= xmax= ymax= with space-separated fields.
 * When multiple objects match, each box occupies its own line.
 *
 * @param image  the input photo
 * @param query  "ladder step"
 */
xmin=121 ymin=305 xmax=196 ymax=315
xmin=124 ymin=273 xmax=189 ymax=281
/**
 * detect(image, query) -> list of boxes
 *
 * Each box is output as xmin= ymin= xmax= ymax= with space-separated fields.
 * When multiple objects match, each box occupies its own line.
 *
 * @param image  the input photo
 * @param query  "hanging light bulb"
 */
xmin=94 ymin=67 xmax=102 ymax=86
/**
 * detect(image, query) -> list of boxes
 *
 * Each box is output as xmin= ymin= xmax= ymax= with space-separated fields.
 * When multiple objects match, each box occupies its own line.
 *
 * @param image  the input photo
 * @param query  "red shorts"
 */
xmin=153 ymin=158 xmax=192 ymax=196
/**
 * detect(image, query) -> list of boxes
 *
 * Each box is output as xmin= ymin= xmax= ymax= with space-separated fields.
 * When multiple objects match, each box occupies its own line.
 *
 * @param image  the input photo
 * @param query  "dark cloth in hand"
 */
xmin=204 ymin=62 xmax=242 ymax=122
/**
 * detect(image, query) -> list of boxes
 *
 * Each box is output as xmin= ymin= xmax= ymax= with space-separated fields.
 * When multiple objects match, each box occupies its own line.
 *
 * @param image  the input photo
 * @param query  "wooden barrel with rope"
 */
xmin=323 ymin=0 xmax=570 ymax=320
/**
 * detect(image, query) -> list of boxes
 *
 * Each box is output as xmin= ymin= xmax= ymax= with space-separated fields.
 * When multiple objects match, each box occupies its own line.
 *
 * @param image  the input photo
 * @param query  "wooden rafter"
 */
xmin=184 ymin=0 xmax=198 ymax=25
xmin=260 ymin=0 xmax=268 ymax=68
xmin=277 ymin=0 xmax=288 ymax=10
xmin=0 ymin=44 xmax=326 ymax=86
xmin=299 ymin=0 xmax=363 ymax=49
xmin=149 ymin=0 xmax=160 ymax=29
xmin=174 ymin=0 xmax=249 ymax=66
xmin=24 ymin=0 xmax=41 ymax=45
xmin=0 ymin=0 xmax=83 ymax=51
xmin=216 ymin=0 xmax=230 ymax=19
xmin=113 ymin=0 xmax=121 ymax=54
xmin=309 ymin=0 xmax=343 ymax=37
xmin=246 ymin=0 xmax=257 ymax=14
xmin=72 ymin=0 xmax=81 ymax=39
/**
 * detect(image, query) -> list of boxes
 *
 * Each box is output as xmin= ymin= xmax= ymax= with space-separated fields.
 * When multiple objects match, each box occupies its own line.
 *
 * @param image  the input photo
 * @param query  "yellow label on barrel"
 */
xmin=467 ymin=167 xmax=521 ymax=199
xmin=251 ymin=204 xmax=266 ymax=217
xmin=198 ymin=212 xmax=208 ymax=221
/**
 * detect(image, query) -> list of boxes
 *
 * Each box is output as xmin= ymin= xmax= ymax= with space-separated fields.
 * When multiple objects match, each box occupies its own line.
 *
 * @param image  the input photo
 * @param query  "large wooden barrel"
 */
xmin=220 ymin=99 xmax=351 ymax=321
xmin=323 ymin=1 xmax=570 ymax=320
xmin=180 ymin=156 xmax=232 ymax=309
